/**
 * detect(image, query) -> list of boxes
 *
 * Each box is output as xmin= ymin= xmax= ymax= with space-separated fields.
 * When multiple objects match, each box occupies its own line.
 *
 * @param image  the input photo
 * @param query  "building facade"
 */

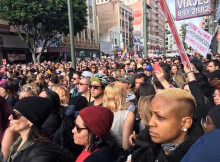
xmin=128 ymin=0 xmax=165 ymax=55
xmin=96 ymin=0 xmax=133 ymax=56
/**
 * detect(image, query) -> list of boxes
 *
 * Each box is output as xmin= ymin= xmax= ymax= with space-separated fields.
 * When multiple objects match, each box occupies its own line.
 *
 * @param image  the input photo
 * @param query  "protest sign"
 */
xmin=185 ymin=22 xmax=212 ymax=57
xmin=175 ymin=0 xmax=212 ymax=21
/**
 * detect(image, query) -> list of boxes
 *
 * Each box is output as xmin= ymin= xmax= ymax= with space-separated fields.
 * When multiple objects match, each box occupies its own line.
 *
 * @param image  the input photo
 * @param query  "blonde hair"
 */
xmin=103 ymin=83 xmax=127 ymax=112
xmin=138 ymin=95 xmax=154 ymax=126
xmin=173 ymin=72 xmax=187 ymax=89
xmin=21 ymin=83 xmax=40 ymax=95
xmin=52 ymin=84 xmax=69 ymax=105
xmin=156 ymin=88 xmax=197 ymax=117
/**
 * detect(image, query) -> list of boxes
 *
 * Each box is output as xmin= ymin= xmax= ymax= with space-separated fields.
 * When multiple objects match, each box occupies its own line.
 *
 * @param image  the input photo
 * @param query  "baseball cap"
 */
xmin=117 ymin=74 xmax=134 ymax=86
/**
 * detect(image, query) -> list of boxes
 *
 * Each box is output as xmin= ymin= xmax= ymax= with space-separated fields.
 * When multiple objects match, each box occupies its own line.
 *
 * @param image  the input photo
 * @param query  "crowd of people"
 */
xmin=1 ymin=52 xmax=220 ymax=162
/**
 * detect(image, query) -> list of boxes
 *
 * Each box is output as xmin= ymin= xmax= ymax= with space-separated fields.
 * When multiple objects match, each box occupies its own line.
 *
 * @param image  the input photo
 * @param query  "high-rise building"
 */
xmin=96 ymin=0 xmax=134 ymax=55
xmin=127 ymin=0 xmax=166 ymax=54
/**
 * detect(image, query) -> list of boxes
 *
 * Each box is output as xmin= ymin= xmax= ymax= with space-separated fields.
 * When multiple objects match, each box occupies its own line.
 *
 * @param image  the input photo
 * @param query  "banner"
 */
xmin=175 ymin=0 xmax=212 ymax=21
xmin=185 ymin=23 xmax=212 ymax=57
xmin=159 ymin=0 xmax=190 ymax=65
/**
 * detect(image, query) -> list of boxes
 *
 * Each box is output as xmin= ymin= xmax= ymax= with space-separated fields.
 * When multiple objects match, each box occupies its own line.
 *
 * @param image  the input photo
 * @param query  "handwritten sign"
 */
xmin=185 ymin=22 xmax=212 ymax=57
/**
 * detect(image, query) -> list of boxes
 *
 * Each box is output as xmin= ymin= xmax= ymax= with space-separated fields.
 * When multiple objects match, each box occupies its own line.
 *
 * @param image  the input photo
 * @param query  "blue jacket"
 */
xmin=181 ymin=129 xmax=220 ymax=162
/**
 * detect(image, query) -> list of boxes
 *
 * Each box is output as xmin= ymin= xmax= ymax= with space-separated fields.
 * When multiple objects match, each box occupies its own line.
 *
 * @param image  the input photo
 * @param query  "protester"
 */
xmin=103 ymin=83 xmax=135 ymax=159
xmin=72 ymin=106 xmax=114 ymax=162
xmin=90 ymin=73 xmax=110 ymax=106
xmin=131 ymin=88 xmax=203 ymax=162
xmin=7 ymin=96 xmax=52 ymax=162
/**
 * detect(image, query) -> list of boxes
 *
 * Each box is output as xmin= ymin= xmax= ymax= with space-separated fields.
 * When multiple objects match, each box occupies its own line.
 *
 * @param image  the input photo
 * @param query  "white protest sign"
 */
xmin=185 ymin=23 xmax=212 ymax=57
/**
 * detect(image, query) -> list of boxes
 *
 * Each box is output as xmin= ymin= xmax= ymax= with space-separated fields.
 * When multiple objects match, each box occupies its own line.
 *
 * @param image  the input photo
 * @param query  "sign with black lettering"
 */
xmin=185 ymin=22 xmax=212 ymax=57
xmin=175 ymin=0 xmax=211 ymax=21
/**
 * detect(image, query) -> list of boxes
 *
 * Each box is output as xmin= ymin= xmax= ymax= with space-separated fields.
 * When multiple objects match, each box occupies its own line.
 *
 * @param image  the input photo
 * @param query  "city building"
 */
xmin=96 ymin=0 xmax=134 ymax=56
xmin=165 ymin=22 xmax=177 ymax=53
xmin=0 ymin=20 xmax=30 ymax=64
xmin=127 ymin=0 xmax=166 ymax=55
xmin=54 ymin=0 xmax=100 ymax=60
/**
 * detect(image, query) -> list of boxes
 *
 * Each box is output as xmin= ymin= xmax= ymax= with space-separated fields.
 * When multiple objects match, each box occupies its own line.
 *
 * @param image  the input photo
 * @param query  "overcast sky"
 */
xmin=166 ymin=0 xmax=202 ymax=26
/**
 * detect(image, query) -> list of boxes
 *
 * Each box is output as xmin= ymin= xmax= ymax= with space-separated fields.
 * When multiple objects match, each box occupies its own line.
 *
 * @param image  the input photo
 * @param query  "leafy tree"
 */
xmin=0 ymin=0 xmax=87 ymax=64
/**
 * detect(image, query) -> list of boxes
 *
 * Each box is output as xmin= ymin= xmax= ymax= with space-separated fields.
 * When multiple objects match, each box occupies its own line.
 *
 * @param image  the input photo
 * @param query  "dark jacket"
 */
xmin=42 ymin=112 xmax=62 ymax=139
xmin=188 ymin=80 xmax=208 ymax=123
xmin=181 ymin=129 xmax=220 ymax=162
xmin=132 ymin=123 xmax=203 ymax=162
xmin=84 ymin=146 xmax=113 ymax=162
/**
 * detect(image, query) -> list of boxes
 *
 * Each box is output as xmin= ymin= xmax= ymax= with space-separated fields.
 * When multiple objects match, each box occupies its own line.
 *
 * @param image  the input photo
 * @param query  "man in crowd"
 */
xmin=78 ymin=71 xmax=94 ymax=103
xmin=134 ymin=73 xmax=146 ymax=91
xmin=207 ymin=60 xmax=220 ymax=73
xmin=90 ymin=73 xmax=110 ymax=106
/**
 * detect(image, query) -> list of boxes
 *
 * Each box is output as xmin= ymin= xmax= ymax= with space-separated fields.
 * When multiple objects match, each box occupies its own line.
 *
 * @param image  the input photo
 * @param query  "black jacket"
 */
xmin=132 ymin=123 xmax=203 ymax=162
xmin=42 ymin=112 xmax=62 ymax=139
xmin=84 ymin=147 xmax=113 ymax=162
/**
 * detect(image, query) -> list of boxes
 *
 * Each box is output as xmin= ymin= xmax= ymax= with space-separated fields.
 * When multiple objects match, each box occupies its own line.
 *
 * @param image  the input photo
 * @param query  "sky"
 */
xmin=166 ymin=0 xmax=203 ymax=26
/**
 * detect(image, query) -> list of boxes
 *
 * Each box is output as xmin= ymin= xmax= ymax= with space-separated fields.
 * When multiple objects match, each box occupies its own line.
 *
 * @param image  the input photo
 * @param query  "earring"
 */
xmin=183 ymin=128 xmax=187 ymax=132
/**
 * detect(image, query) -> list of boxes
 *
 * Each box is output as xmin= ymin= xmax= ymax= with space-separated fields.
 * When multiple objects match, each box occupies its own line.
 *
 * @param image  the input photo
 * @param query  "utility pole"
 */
xmin=143 ymin=0 xmax=147 ymax=58
xmin=67 ymin=0 xmax=76 ymax=69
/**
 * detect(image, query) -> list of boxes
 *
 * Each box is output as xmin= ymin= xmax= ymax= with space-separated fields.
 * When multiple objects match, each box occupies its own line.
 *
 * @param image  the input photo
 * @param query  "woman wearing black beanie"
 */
xmin=7 ymin=96 xmax=52 ymax=162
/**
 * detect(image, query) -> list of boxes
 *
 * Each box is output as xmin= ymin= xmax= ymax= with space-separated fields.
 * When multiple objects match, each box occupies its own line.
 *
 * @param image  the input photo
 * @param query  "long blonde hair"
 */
xmin=103 ymin=83 xmax=127 ymax=112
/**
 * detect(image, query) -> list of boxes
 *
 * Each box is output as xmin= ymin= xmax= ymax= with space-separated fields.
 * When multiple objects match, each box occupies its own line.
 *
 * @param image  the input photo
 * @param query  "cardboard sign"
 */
xmin=185 ymin=23 xmax=212 ymax=57
xmin=175 ymin=0 xmax=212 ymax=21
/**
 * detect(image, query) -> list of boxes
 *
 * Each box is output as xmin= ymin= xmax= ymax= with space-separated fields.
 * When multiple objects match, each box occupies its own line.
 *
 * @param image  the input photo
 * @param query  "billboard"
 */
xmin=175 ymin=0 xmax=212 ymax=21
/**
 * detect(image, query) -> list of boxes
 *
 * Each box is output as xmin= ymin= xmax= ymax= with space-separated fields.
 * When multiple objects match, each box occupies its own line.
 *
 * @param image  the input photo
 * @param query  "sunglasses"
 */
xmin=75 ymin=125 xmax=88 ymax=133
xmin=89 ymin=85 xmax=102 ymax=89
xmin=11 ymin=111 xmax=22 ymax=120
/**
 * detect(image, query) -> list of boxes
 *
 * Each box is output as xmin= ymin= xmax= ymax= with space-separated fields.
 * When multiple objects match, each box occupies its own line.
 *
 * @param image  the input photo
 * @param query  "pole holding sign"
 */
xmin=158 ymin=0 xmax=192 ymax=70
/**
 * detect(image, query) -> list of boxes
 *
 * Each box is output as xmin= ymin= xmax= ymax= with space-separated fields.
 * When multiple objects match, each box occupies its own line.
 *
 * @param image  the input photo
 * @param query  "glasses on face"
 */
xmin=201 ymin=116 xmax=211 ymax=127
xmin=89 ymin=84 xmax=102 ymax=89
xmin=79 ymin=83 xmax=89 ymax=86
xmin=11 ymin=111 xmax=22 ymax=120
xmin=20 ymin=87 xmax=32 ymax=93
xmin=75 ymin=125 xmax=88 ymax=133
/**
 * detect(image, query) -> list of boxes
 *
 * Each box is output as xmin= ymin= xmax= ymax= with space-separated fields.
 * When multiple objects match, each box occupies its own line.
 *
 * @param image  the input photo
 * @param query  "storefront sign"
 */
xmin=185 ymin=22 xmax=212 ymax=57
xmin=175 ymin=0 xmax=212 ymax=21
xmin=8 ymin=54 xmax=26 ymax=61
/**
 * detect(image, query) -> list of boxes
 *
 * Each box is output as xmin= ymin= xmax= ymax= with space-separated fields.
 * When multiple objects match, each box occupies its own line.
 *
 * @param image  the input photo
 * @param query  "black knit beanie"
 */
xmin=208 ymin=105 xmax=220 ymax=129
xmin=14 ymin=96 xmax=52 ymax=127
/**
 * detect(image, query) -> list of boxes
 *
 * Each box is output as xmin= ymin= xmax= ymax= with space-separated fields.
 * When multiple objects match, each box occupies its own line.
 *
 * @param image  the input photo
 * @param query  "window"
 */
xmin=126 ymin=40 xmax=128 ymax=46
xmin=120 ymin=19 xmax=121 ymax=26
xmin=123 ymin=32 xmax=125 ymax=38
xmin=126 ymin=33 xmax=128 ymax=38
xmin=115 ymin=39 xmax=117 ymax=45
xmin=122 ymin=20 xmax=124 ymax=28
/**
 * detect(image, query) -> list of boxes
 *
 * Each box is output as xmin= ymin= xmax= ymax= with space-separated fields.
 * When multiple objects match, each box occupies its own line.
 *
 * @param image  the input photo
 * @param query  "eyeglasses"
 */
xmin=201 ymin=116 xmax=212 ymax=128
xmin=79 ymin=83 xmax=89 ymax=86
xmin=11 ymin=111 xmax=22 ymax=120
xmin=75 ymin=125 xmax=88 ymax=133
xmin=89 ymin=85 xmax=102 ymax=89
